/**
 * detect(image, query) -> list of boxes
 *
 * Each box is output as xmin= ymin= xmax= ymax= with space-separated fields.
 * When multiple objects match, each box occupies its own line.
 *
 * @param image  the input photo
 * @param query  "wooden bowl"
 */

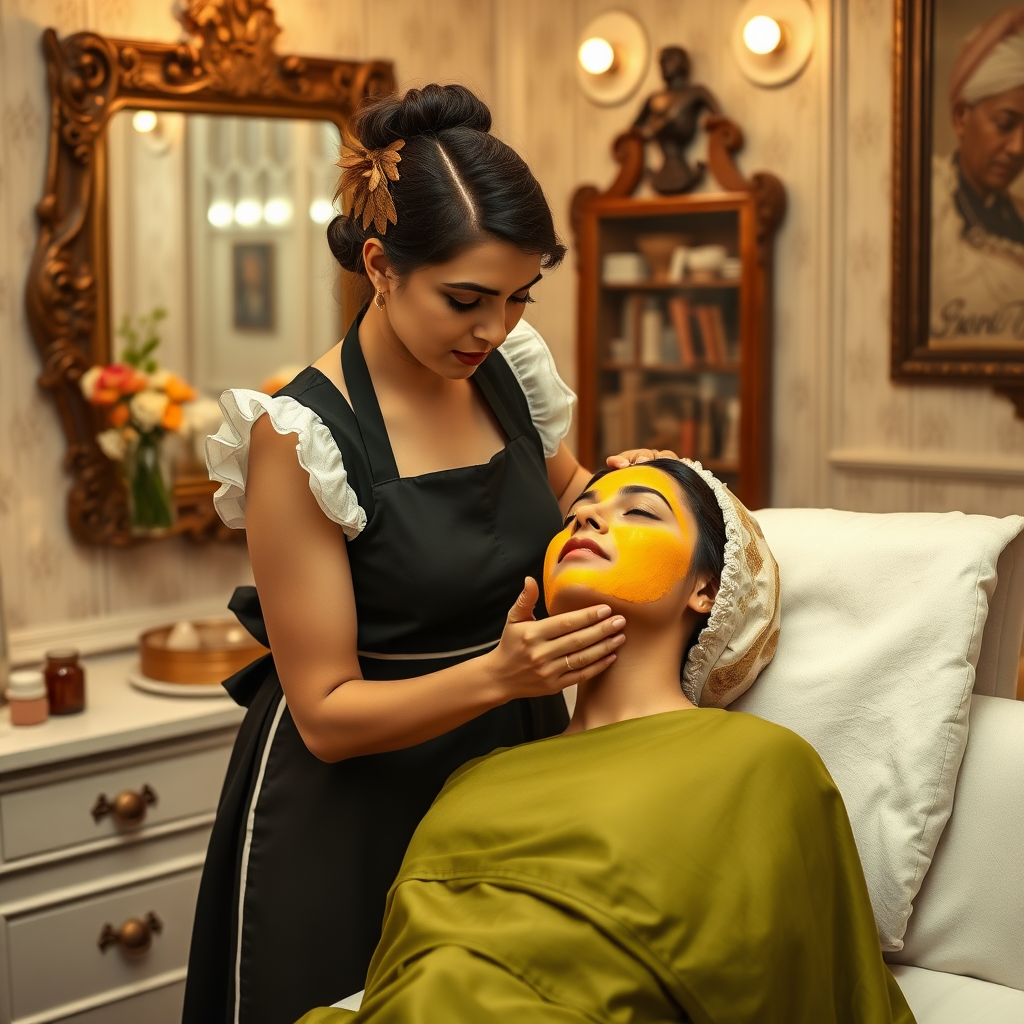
xmin=139 ymin=619 xmax=269 ymax=685
xmin=636 ymin=234 xmax=690 ymax=282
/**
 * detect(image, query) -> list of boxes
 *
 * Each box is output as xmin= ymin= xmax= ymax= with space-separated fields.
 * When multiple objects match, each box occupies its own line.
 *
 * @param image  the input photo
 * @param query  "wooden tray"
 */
xmin=139 ymin=619 xmax=268 ymax=685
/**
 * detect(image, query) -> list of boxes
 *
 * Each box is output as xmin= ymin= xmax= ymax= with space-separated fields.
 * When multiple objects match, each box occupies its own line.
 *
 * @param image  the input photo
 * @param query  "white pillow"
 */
xmin=733 ymin=508 xmax=1024 ymax=951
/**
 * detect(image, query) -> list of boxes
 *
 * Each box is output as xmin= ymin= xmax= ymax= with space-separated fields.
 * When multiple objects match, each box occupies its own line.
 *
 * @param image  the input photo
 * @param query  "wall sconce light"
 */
xmin=732 ymin=0 xmax=813 ymax=87
xmin=131 ymin=110 xmax=158 ymax=133
xmin=309 ymin=199 xmax=335 ymax=225
xmin=575 ymin=10 xmax=649 ymax=107
xmin=207 ymin=201 xmax=233 ymax=228
xmin=263 ymin=198 xmax=293 ymax=226
xmin=578 ymin=36 xmax=616 ymax=76
xmin=233 ymin=199 xmax=262 ymax=227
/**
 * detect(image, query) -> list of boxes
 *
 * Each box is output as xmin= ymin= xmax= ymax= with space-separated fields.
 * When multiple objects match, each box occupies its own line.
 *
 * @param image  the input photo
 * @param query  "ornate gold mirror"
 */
xmin=26 ymin=0 xmax=392 ymax=545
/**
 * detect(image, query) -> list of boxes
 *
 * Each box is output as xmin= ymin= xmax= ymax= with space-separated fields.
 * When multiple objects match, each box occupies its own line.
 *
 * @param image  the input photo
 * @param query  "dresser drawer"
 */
xmin=8 ymin=869 xmax=200 ymax=1021
xmin=54 ymin=979 xmax=184 ymax=1024
xmin=0 ymin=744 xmax=230 ymax=862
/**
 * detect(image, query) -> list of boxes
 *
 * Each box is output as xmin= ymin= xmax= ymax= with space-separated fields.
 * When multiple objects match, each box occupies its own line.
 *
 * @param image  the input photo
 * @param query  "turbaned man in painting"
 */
xmin=931 ymin=6 xmax=1024 ymax=347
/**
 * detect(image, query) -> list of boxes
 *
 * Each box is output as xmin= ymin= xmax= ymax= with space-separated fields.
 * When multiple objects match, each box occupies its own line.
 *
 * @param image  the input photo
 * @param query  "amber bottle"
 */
xmin=44 ymin=648 xmax=86 ymax=715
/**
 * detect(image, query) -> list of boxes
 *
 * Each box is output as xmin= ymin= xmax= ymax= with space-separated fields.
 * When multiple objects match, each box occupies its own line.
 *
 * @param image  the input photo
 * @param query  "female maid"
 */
xmin=183 ymin=84 xmax=672 ymax=1024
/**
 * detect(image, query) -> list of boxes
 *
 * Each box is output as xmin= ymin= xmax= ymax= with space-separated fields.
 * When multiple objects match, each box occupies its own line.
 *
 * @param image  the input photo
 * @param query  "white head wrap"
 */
xmin=679 ymin=460 xmax=781 ymax=709
xmin=960 ymin=30 xmax=1024 ymax=104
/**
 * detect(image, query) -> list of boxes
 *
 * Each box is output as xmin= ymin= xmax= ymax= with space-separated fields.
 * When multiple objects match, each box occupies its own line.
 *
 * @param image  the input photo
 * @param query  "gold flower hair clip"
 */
xmin=337 ymin=138 xmax=405 ymax=234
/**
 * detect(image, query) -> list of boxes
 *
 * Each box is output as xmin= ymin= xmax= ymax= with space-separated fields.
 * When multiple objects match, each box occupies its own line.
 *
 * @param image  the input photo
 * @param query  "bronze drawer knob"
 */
xmin=91 ymin=783 xmax=157 ymax=825
xmin=98 ymin=911 xmax=163 ymax=954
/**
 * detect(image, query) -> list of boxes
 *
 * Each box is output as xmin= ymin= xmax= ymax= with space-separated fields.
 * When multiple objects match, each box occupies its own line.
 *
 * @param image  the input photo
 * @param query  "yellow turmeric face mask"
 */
xmin=543 ymin=466 xmax=695 ymax=607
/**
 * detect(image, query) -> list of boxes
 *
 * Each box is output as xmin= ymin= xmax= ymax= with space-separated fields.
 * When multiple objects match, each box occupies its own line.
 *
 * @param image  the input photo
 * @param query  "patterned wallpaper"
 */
xmin=0 ymin=0 xmax=1021 ymax=636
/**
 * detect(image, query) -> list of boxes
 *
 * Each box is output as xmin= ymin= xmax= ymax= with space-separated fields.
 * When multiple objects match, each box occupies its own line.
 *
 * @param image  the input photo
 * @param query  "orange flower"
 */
xmin=164 ymin=374 xmax=197 ymax=403
xmin=161 ymin=402 xmax=184 ymax=432
xmin=124 ymin=371 xmax=150 ymax=394
xmin=91 ymin=387 xmax=121 ymax=407
xmin=108 ymin=402 xmax=130 ymax=427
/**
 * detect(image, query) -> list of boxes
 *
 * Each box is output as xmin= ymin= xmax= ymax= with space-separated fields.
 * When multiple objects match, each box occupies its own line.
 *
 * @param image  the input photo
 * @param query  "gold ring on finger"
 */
xmin=565 ymin=654 xmax=572 ymax=672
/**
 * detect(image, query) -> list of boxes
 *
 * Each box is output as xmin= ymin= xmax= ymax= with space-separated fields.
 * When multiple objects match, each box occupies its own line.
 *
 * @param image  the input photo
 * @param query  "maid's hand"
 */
xmin=606 ymin=448 xmax=680 ymax=469
xmin=484 ymin=577 xmax=625 ymax=698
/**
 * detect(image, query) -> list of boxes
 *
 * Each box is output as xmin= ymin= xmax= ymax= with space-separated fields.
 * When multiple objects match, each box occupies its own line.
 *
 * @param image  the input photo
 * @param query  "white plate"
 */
xmin=129 ymin=669 xmax=231 ymax=699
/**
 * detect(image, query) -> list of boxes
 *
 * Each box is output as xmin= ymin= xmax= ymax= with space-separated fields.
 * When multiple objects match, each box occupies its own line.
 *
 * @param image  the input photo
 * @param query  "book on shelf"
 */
xmin=721 ymin=396 xmax=741 ymax=463
xmin=659 ymin=324 xmax=679 ymax=365
xmin=688 ymin=308 xmax=707 ymax=363
xmin=613 ymin=379 xmax=739 ymax=466
xmin=600 ymin=394 xmax=625 ymax=457
xmin=667 ymin=296 xmax=696 ymax=368
xmin=640 ymin=298 xmax=662 ymax=366
xmin=694 ymin=305 xmax=728 ymax=367
xmin=707 ymin=305 xmax=729 ymax=365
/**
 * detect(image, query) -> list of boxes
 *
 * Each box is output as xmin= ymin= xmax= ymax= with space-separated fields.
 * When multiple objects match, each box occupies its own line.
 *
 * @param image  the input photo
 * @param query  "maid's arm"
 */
xmin=244 ymin=417 xmax=625 ymax=763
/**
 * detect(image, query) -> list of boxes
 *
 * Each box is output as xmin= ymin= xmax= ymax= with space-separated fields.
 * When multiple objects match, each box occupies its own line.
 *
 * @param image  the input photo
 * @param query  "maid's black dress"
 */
xmin=183 ymin=313 xmax=572 ymax=1024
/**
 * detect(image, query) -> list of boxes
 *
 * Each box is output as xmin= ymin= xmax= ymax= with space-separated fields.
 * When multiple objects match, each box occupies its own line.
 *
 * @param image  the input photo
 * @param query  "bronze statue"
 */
xmin=632 ymin=46 xmax=720 ymax=194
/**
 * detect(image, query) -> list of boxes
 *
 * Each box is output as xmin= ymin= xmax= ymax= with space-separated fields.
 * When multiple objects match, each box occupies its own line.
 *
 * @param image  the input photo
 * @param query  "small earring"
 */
xmin=374 ymin=290 xmax=386 ymax=310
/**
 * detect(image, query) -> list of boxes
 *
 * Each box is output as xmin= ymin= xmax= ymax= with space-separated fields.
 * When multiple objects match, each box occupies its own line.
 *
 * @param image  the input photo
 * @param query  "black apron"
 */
xmin=183 ymin=312 xmax=568 ymax=1024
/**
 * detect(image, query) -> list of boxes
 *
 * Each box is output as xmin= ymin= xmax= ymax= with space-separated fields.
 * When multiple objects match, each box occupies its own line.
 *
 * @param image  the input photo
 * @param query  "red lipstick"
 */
xmin=453 ymin=350 xmax=488 ymax=366
xmin=558 ymin=536 xmax=608 ymax=562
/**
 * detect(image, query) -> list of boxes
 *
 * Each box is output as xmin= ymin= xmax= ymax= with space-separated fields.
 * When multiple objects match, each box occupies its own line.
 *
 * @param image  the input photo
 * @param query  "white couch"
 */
xmin=885 ymin=530 xmax=1024 ymax=1022
xmin=888 ymin=691 xmax=1024 ymax=1022
xmin=330 ymin=520 xmax=1024 ymax=1022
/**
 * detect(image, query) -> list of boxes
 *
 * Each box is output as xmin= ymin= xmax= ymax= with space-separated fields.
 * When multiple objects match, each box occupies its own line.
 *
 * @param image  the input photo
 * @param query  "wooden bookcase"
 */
xmin=571 ymin=122 xmax=785 ymax=510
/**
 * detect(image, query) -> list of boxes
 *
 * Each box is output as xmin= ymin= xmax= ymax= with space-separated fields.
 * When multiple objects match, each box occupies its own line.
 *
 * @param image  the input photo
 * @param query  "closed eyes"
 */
xmin=563 ymin=506 xmax=661 ymax=527
xmin=445 ymin=293 xmax=534 ymax=313
xmin=624 ymin=507 xmax=660 ymax=520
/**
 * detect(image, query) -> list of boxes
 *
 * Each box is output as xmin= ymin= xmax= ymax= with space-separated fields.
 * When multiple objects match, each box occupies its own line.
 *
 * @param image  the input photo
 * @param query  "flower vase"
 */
xmin=126 ymin=432 xmax=175 ymax=536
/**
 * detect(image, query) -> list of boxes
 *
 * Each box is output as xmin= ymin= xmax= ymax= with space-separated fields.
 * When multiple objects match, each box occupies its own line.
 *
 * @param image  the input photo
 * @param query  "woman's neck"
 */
xmin=360 ymin=303 xmax=450 ymax=398
xmin=565 ymin=615 xmax=696 ymax=734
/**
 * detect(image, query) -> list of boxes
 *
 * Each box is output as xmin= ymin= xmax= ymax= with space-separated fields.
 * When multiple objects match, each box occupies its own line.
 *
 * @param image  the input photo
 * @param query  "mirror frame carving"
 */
xmin=25 ymin=0 xmax=393 ymax=545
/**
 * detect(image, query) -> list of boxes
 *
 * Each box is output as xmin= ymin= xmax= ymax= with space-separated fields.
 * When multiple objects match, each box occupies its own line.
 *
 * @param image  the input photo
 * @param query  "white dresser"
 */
xmin=0 ymin=654 xmax=245 ymax=1024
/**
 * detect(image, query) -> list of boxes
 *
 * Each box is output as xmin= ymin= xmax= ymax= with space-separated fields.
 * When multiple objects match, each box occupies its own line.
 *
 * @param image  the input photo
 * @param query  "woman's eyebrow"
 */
xmin=568 ymin=489 xmax=597 ymax=512
xmin=442 ymin=273 xmax=543 ymax=296
xmin=619 ymin=484 xmax=674 ymax=512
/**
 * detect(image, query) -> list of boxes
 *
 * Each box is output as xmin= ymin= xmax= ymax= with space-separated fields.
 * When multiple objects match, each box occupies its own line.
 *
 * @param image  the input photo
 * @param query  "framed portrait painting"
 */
xmin=892 ymin=1 xmax=1024 ymax=414
xmin=233 ymin=242 xmax=275 ymax=332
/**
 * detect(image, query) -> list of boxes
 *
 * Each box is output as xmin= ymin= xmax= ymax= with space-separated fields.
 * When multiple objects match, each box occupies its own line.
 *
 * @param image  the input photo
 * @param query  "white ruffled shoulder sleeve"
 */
xmin=496 ymin=320 xmax=576 ymax=458
xmin=206 ymin=389 xmax=367 ymax=539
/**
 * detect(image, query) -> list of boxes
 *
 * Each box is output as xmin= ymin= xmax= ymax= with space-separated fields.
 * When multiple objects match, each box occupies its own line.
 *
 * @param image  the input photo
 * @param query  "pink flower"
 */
xmin=98 ymin=364 xmax=147 ymax=396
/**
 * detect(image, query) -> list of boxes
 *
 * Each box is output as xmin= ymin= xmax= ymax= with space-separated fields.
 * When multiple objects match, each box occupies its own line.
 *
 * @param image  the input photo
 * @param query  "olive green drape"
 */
xmin=298 ymin=709 xmax=915 ymax=1024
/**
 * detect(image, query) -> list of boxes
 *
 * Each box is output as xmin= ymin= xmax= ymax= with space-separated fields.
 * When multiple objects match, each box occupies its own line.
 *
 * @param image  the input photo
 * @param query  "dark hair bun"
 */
xmin=325 ymin=212 xmax=366 ymax=274
xmin=328 ymin=82 xmax=564 ymax=279
xmin=353 ymin=84 xmax=491 ymax=149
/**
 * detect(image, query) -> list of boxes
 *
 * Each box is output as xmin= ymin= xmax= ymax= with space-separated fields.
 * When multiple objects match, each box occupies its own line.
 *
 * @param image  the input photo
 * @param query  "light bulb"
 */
xmin=578 ymin=36 xmax=616 ymax=75
xmin=234 ymin=200 xmax=262 ymax=226
xmin=207 ymin=201 xmax=233 ymax=228
xmin=132 ymin=110 xmax=158 ymax=133
xmin=743 ymin=15 xmax=783 ymax=55
xmin=263 ymin=198 xmax=292 ymax=225
xmin=309 ymin=199 xmax=335 ymax=225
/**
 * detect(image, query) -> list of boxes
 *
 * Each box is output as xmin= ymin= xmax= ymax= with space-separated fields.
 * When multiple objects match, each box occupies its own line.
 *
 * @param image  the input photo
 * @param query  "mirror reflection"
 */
xmin=107 ymin=110 xmax=343 ymax=399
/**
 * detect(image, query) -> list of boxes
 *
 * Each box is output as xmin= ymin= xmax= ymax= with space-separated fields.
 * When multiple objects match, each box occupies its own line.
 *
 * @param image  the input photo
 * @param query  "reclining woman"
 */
xmin=301 ymin=461 xmax=916 ymax=1024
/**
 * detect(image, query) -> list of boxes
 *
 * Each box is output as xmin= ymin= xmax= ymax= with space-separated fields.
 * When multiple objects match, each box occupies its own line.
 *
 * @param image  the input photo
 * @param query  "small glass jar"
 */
xmin=44 ymin=648 xmax=86 ymax=715
xmin=7 ymin=669 xmax=49 ymax=726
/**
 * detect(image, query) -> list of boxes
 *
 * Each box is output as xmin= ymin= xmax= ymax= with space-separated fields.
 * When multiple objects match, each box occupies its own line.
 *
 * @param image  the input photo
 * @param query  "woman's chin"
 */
xmin=546 ymin=582 xmax=621 ymax=617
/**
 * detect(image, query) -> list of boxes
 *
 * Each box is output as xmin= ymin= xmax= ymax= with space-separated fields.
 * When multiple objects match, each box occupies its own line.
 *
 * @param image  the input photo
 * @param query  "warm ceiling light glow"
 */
xmin=309 ymin=198 xmax=335 ymax=224
xmin=207 ymin=201 xmax=233 ymax=228
xmin=132 ymin=110 xmax=158 ymax=133
xmin=578 ymin=36 xmax=616 ymax=75
xmin=743 ymin=15 xmax=783 ymax=54
xmin=263 ymin=198 xmax=292 ymax=225
xmin=234 ymin=200 xmax=262 ymax=226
